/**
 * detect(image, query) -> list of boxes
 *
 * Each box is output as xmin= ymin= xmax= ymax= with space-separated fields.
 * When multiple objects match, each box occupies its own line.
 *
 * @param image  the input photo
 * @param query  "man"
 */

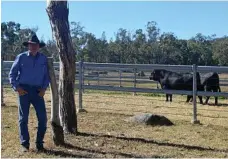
xmin=9 ymin=34 xmax=50 ymax=152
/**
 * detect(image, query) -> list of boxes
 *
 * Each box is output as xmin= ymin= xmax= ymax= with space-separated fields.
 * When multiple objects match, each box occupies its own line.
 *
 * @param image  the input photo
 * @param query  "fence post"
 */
xmin=78 ymin=60 xmax=86 ymax=113
xmin=1 ymin=59 xmax=5 ymax=106
xmin=192 ymin=64 xmax=200 ymax=124
xmin=133 ymin=68 xmax=137 ymax=96
xmin=82 ymin=60 xmax=85 ymax=93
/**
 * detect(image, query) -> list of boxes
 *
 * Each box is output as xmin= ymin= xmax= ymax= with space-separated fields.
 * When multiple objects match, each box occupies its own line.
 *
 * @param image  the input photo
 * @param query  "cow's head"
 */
xmin=149 ymin=69 xmax=166 ymax=81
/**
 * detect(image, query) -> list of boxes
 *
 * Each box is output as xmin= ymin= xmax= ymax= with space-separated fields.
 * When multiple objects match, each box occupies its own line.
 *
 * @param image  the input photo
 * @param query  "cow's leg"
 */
xmin=215 ymin=97 xmax=218 ymax=105
xmin=198 ymin=96 xmax=203 ymax=104
xmin=186 ymin=95 xmax=191 ymax=103
xmin=170 ymin=94 xmax=172 ymax=102
xmin=205 ymin=96 xmax=210 ymax=105
xmin=188 ymin=95 xmax=193 ymax=102
xmin=166 ymin=94 xmax=169 ymax=102
xmin=204 ymin=87 xmax=211 ymax=105
xmin=214 ymin=87 xmax=218 ymax=105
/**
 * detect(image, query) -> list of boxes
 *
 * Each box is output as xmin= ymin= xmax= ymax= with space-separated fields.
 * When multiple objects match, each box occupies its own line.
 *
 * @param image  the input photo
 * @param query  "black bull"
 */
xmin=191 ymin=72 xmax=221 ymax=105
xmin=149 ymin=69 xmax=204 ymax=104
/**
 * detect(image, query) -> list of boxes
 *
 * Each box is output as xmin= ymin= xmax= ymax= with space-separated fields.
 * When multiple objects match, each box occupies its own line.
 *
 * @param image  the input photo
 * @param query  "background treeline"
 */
xmin=1 ymin=21 xmax=228 ymax=66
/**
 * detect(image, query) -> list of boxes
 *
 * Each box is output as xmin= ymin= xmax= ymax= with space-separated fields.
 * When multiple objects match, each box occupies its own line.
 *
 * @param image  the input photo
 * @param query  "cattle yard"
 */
xmin=1 ymin=87 xmax=228 ymax=158
xmin=1 ymin=61 xmax=228 ymax=158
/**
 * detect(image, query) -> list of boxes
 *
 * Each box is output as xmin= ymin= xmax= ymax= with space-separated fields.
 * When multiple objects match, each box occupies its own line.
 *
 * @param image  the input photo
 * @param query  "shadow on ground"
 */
xmin=76 ymin=132 xmax=228 ymax=153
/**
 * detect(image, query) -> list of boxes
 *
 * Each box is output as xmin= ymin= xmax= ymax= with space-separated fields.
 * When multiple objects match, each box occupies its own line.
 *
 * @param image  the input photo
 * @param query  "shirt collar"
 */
xmin=27 ymin=51 xmax=40 ymax=57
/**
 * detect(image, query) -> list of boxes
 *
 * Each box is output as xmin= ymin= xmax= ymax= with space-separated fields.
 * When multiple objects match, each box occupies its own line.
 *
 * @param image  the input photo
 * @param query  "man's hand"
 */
xmin=17 ymin=87 xmax=28 ymax=96
xmin=38 ymin=89 xmax=46 ymax=97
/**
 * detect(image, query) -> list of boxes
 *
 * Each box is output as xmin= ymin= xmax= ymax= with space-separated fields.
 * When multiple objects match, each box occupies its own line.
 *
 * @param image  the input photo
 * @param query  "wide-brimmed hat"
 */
xmin=22 ymin=34 xmax=46 ymax=48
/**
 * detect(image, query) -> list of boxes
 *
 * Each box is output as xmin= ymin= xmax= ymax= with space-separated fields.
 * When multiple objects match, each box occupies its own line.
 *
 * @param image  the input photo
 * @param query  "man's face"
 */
xmin=28 ymin=43 xmax=40 ymax=54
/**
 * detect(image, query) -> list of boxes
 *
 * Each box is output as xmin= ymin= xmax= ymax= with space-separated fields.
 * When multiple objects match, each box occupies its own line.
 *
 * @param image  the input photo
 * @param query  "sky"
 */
xmin=1 ymin=1 xmax=228 ymax=42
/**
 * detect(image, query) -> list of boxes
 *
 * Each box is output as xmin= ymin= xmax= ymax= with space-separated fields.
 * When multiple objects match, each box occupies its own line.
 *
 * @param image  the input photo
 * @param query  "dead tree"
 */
xmin=1 ymin=87 xmax=4 ymax=106
xmin=1 ymin=59 xmax=5 ymax=107
xmin=46 ymin=0 xmax=77 ymax=134
xmin=47 ymin=58 xmax=64 ymax=145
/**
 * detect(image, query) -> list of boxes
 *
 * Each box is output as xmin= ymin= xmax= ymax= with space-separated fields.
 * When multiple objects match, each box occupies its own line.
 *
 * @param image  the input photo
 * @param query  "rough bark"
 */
xmin=46 ymin=1 xmax=77 ymax=134
xmin=1 ymin=59 xmax=5 ymax=107
xmin=47 ymin=58 xmax=64 ymax=145
xmin=1 ymin=85 xmax=5 ymax=107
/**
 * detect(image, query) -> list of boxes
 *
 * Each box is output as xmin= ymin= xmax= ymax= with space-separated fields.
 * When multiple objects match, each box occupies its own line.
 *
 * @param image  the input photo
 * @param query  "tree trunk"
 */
xmin=1 ymin=85 xmax=4 ymax=106
xmin=1 ymin=59 xmax=5 ymax=107
xmin=47 ymin=57 xmax=64 ymax=145
xmin=46 ymin=1 xmax=77 ymax=134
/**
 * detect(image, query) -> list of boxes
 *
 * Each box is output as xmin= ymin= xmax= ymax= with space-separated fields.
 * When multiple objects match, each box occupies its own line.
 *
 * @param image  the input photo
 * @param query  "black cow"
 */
xmin=201 ymin=72 xmax=221 ymax=105
xmin=189 ymin=72 xmax=221 ymax=105
xmin=149 ymin=69 xmax=203 ymax=104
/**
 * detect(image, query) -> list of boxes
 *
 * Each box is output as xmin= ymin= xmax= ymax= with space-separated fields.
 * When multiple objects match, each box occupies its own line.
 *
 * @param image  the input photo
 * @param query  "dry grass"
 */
xmin=1 ymin=88 xmax=228 ymax=158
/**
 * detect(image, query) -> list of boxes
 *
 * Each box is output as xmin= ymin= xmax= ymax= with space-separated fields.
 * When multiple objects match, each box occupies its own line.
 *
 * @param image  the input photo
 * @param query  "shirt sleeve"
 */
xmin=9 ymin=55 xmax=20 ymax=91
xmin=41 ymin=57 xmax=50 ymax=90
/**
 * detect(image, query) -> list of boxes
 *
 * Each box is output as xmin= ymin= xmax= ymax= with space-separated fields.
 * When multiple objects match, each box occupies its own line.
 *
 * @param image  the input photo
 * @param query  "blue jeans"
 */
xmin=18 ymin=84 xmax=47 ymax=148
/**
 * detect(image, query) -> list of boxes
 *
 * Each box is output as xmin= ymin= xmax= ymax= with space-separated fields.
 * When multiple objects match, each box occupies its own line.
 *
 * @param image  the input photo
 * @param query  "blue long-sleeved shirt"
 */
xmin=9 ymin=51 xmax=50 ymax=91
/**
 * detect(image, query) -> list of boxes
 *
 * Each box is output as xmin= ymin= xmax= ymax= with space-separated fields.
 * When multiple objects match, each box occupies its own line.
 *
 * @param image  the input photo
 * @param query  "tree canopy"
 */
xmin=1 ymin=21 xmax=228 ymax=66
